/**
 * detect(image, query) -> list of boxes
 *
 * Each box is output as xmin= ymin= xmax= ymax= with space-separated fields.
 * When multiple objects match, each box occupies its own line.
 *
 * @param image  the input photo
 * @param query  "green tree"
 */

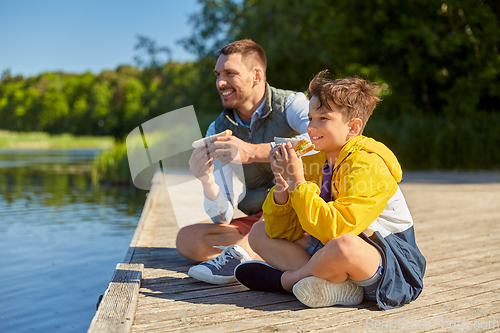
xmin=182 ymin=0 xmax=500 ymax=118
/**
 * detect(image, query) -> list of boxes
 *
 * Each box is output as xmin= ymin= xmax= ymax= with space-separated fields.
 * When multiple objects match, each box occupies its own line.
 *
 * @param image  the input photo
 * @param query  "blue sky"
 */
xmin=0 ymin=0 xmax=201 ymax=77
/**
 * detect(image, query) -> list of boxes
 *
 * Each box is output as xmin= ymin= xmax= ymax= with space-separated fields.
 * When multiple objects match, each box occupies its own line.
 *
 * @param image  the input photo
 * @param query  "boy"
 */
xmin=234 ymin=70 xmax=426 ymax=310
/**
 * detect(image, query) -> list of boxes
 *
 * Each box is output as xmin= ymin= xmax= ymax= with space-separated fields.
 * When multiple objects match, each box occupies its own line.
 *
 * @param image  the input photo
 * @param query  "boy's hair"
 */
xmin=219 ymin=39 xmax=267 ymax=74
xmin=307 ymin=70 xmax=381 ymax=132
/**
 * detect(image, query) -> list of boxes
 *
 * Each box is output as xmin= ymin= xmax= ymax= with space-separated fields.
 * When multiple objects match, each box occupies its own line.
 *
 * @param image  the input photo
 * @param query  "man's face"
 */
xmin=213 ymin=53 xmax=256 ymax=111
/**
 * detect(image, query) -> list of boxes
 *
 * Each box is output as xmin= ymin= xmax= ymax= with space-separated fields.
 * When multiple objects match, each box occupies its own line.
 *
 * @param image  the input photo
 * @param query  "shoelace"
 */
xmin=205 ymin=245 xmax=241 ymax=270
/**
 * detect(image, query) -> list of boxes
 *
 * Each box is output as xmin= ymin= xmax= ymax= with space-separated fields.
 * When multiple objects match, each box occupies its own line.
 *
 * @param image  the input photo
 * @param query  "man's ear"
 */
xmin=348 ymin=118 xmax=363 ymax=137
xmin=253 ymin=67 xmax=264 ymax=86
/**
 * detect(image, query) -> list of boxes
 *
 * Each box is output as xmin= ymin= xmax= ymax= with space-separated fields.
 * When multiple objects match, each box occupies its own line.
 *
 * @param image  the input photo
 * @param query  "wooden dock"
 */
xmin=90 ymin=171 xmax=500 ymax=332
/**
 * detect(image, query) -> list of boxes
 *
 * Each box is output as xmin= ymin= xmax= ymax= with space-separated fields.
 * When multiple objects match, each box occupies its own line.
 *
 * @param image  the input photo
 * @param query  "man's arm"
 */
xmin=285 ymin=92 xmax=310 ymax=134
xmin=209 ymin=137 xmax=272 ymax=164
xmin=203 ymin=160 xmax=235 ymax=224
xmin=191 ymin=122 xmax=235 ymax=223
xmin=209 ymin=92 xmax=311 ymax=164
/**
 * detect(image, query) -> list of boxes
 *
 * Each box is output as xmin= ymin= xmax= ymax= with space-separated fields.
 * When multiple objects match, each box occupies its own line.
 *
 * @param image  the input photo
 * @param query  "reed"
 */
xmin=0 ymin=131 xmax=114 ymax=149
xmin=91 ymin=142 xmax=131 ymax=184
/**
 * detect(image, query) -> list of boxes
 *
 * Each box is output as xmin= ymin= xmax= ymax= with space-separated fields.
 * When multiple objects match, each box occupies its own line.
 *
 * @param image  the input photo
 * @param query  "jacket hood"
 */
xmin=339 ymin=136 xmax=403 ymax=183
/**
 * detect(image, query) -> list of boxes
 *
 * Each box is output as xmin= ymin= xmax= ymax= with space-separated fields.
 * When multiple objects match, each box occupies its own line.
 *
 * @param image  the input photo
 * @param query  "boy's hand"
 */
xmin=270 ymin=145 xmax=289 ymax=190
xmin=272 ymin=143 xmax=306 ymax=191
xmin=270 ymin=145 xmax=290 ymax=205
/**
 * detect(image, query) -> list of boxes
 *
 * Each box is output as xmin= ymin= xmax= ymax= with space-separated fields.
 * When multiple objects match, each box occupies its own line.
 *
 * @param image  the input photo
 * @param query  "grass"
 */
xmin=91 ymin=142 xmax=131 ymax=184
xmin=0 ymin=130 xmax=115 ymax=149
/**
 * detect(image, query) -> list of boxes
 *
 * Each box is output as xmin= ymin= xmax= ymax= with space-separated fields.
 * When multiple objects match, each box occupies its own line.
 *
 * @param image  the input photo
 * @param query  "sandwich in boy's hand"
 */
xmin=274 ymin=137 xmax=315 ymax=157
xmin=192 ymin=130 xmax=232 ymax=148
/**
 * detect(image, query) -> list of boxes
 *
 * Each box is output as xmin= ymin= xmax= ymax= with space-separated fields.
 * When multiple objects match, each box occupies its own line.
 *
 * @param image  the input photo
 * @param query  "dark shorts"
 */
xmin=229 ymin=211 xmax=263 ymax=235
xmin=305 ymin=234 xmax=383 ymax=301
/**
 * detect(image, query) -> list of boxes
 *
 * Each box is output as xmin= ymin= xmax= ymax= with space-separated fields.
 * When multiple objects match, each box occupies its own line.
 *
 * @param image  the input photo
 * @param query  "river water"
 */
xmin=0 ymin=149 xmax=146 ymax=332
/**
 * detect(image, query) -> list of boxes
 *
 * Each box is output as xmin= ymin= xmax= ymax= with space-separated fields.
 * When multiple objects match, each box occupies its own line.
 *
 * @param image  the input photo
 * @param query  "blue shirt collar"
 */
xmin=232 ymin=91 xmax=267 ymax=130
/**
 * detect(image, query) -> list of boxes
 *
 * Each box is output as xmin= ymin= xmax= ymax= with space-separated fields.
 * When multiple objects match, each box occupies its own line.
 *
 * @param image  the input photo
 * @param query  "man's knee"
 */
xmin=176 ymin=224 xmax=198 ymax=258
xmin=176 ymin=223 xmax=243 ymax=261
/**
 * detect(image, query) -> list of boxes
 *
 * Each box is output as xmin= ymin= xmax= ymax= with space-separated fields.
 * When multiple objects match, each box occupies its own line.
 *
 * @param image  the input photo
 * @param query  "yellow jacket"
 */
xmin=263 ymin=135 xmax=403 ymax=245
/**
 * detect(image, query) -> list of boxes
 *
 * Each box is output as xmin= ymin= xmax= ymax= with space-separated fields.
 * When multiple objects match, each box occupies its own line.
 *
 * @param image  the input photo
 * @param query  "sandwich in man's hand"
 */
xmin=274 ymin=137 xmax=315 ymax=157
xmin=192 ymin=130 xmax=232 ymax=148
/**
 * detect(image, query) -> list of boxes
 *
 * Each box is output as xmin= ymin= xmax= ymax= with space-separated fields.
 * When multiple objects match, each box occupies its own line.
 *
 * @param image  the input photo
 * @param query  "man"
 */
xmin=176 ymin=39 xmax=310 ymax=284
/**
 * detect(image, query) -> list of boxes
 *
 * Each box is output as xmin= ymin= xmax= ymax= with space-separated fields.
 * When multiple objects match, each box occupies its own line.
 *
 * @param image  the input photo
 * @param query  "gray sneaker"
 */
xmin=188 ymin=244 xmax=251 ymax=284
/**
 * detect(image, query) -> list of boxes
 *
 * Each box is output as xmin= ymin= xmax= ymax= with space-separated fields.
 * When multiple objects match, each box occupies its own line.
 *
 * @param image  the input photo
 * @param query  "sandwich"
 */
xmin=192 ymin=129 xmax=232 ymax=148
xmin=274 ymin=137 xmax=315 ymax=157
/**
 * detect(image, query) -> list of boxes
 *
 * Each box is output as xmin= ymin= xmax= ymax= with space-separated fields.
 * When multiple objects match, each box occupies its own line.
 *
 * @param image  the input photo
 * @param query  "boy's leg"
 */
xmin=247 ymin=220 xmax=311 ymax=271
xmin=234 ymin=220 xmax=312 ymax=292
xmin=281 ymin=233 xmax=380 ymax=291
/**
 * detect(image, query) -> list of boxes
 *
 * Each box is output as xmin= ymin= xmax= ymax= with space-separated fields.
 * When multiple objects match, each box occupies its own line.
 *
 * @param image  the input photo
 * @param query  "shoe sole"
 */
xmin=188 ymin=267 xmax=236 ymax=285
xmin=292 ymin=276 xmax=363 ymax=307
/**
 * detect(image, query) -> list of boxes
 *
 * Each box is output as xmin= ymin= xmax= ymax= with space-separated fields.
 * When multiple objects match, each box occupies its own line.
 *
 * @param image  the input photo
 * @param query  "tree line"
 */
xmin=1 ymin=0 xmax=499 ymax=169
xmin=0 ymin=59 xmax=220 ymax=138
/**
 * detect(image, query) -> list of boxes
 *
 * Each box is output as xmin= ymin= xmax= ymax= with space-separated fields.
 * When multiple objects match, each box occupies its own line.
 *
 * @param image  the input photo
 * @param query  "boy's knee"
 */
xmin=325 ymin=233 xmax=360 ymax=262
xmin=248 ymin=220 xmax=267 ymax=250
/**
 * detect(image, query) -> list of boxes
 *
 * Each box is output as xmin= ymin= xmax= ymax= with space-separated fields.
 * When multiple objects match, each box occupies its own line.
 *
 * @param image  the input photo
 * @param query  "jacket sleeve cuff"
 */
xmin=262 ymin=186 xmax=292 ymax=216
xmin=291 ymin=181 xmax=320 ymax=199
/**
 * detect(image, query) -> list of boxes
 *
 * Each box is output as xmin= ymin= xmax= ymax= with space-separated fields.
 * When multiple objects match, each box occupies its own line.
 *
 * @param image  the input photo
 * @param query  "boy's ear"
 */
xmin=348 ymin=118 xmax=363 ymax=137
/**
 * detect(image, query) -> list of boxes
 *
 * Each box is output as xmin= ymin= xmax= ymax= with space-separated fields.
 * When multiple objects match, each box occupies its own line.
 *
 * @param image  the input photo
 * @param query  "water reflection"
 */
xmin=0 ymin=149 xmax=144 ymax=218
xmin=0 ymin=149 xmax=146 ymax=333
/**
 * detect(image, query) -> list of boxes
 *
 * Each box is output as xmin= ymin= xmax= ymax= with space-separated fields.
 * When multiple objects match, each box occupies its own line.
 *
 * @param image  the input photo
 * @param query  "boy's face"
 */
xmin=213 ymin=53 xmax=256 ymax=112
xmin=307 ymin=95 xmax=351 ymax=158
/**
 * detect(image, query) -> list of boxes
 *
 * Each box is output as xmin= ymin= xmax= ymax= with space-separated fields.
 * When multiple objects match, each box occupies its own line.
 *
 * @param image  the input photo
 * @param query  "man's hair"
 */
xmin=219 ymin=39 xmax=267 ymax=73
xmin=307 ymin=70 xmax=381 ymax=132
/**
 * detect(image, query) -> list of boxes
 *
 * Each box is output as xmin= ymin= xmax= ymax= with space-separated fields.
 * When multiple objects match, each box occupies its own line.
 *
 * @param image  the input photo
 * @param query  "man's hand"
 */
xmin=208 ymin=136 xmax=272 ymax=164
xmin=189 ymin=145 xmax=219 ymax=200
xmin=208 ymin=136 xmax=250 ymax=164
xmin=189 ymin=145 xmax=214 ymax=182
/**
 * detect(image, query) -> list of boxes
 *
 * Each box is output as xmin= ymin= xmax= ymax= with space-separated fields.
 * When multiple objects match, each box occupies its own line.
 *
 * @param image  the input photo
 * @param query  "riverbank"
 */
xmin=0 ymin=130 xmax=114 ymax=149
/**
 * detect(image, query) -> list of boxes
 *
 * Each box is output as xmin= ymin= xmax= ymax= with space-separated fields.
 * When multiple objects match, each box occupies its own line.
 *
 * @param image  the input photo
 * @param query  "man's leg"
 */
xmin=176 ymin=223 xmax=244 ymax=262
xmin=177 ymin=215 xmax=263 ymax=285
xmin=176 ymin=213 xmax=263 ymax=262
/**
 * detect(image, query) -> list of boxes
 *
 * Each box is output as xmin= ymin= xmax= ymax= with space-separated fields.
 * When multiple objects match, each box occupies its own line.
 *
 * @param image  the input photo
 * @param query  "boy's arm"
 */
xmin=262 ymin=186 xmax=305 ymax=242
xmin=291 ymin=156 xmax=398 ymax=245
xmin=263 ymin=144 xmax=305 ymax=241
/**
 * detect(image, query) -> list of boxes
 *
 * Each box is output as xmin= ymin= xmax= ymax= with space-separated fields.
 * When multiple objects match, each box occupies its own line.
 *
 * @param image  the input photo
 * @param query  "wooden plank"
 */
xmin=423 ymin=300 xmax=500 ymax=332
xmin=127 ymin=172 xmax=500 ymax=332
xmin=88 ymin=263 xmax=144 ymax=333
xmin=123 ymin=192 xmax=153 ymax=264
